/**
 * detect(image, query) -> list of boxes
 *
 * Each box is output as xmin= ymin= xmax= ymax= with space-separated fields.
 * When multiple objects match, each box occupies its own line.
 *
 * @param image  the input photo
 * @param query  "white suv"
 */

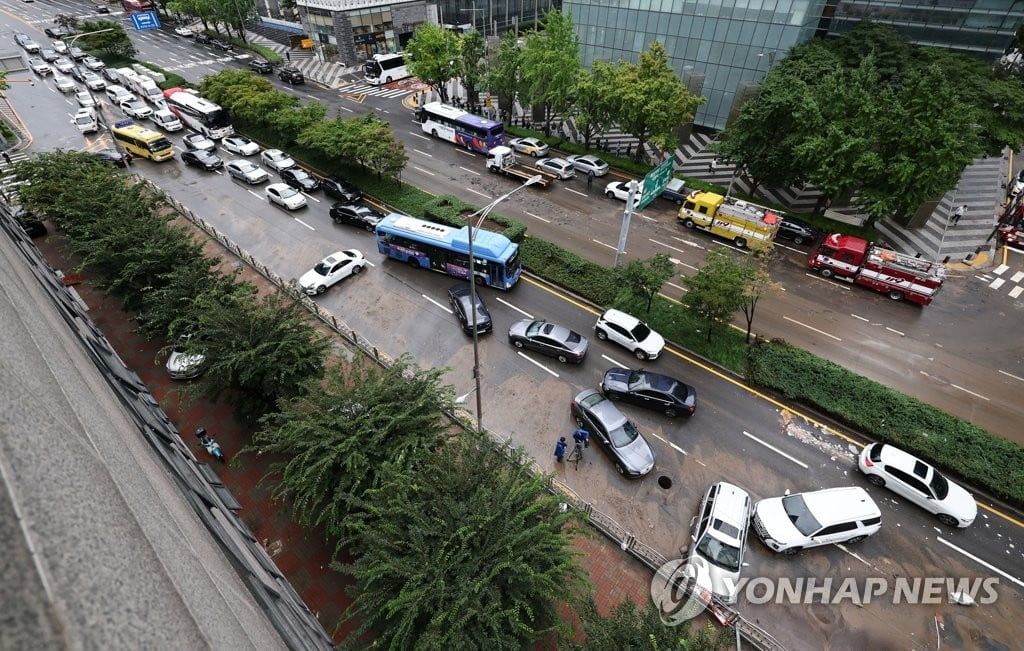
xmin=752 ymin=487 xmax=881 ymax=554
xmin=686 ymin=481 xmax=751 ymax=604
xmin=594 ymin=308 xmax=665 ymax=360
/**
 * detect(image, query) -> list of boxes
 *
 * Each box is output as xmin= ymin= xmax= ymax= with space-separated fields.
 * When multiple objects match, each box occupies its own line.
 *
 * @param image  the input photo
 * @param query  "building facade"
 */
xmin=566 ymin=0 xmax=1024 ymax=130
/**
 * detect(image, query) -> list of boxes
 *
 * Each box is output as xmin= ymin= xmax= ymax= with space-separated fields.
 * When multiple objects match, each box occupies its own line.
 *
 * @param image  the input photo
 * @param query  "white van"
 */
xmin=150 ymin=109 xmax=183 ymax=132
xmin=73 ymin=108 xmax=98 ymax=134
xmin=752 ymin=486 xmax=881 ymax=554
xmin=132 ymin=75 xmax=165 ymax=105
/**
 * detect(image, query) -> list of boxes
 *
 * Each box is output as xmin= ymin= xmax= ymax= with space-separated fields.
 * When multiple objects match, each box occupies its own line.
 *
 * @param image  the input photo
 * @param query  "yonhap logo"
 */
xmin=650 ymin=559 xmax=710 ymax=626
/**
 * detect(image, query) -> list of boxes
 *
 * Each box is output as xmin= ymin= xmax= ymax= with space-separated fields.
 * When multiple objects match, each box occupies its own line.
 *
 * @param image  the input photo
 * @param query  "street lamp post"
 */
xmin=464 ymin=173 xmax=543 ymax=429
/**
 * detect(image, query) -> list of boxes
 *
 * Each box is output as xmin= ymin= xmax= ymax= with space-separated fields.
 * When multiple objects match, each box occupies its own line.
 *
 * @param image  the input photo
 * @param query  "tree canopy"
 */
xmin=405 ymin=23 xmax=461 ymax=102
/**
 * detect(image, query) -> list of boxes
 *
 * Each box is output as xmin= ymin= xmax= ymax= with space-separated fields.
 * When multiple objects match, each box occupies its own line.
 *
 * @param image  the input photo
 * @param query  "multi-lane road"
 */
xmin=3 ymin=3 xmax=1024 ymax=648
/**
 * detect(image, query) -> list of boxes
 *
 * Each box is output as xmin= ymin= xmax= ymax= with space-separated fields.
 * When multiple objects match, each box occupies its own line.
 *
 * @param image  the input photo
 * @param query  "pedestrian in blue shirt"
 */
xmin=554 ymin=436 xmax=567 ymax=463
xmin=573 ymin=428 xmax=590 ymax=449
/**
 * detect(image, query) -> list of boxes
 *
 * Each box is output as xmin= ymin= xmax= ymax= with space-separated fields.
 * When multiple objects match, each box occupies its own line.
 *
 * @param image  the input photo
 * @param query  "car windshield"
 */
xmin=607 ymin=419 xmax=640 ymax=449
xmin=781 ymin=495 xmax=822 ymax=536
xmin=630 ymin=321 xmax=652 ymax=342
xmin=526 ymin=320 xmax=544 ymax=337
xmin=929 ymin=470 xmax=949 ymax=499
xmin=238 ymin=162 xmax=256 ymax=172
xmin=626 ymin=370 xmax=646 ymax=391
xmin=696 ymin=530 xmax=741 ymax=572
xmin=313 ymin=262 xmax=331 ymax=275
xmin=293 ymin=170 xmax=310 ymax=180
xmin=279 ymin=187 xmax=299 ymax=198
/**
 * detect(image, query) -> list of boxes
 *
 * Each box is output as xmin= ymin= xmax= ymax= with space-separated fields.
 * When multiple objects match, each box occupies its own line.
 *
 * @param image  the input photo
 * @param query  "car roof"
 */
xmin=798 ymin=486 xmax=880 ymax=523
xmin=601 ymin=308 xmax=638 ymax=328
xmin=577 ymin=389 xmax=627 ymax=429
xmin=877 ymin=443 xmax=932 ymax=476
xmin=705 ymin=482 xmax=750 ymax=541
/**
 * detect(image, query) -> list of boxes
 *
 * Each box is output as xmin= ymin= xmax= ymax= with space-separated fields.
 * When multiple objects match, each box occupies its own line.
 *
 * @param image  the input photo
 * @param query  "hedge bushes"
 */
xmin=748 ymin=339 xmax=1024 ymax=504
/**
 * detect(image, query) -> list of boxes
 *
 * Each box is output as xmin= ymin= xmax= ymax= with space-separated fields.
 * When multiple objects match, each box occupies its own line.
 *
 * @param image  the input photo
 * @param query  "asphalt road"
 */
xmin=3 ymin=4 xmax=1024 ymax=649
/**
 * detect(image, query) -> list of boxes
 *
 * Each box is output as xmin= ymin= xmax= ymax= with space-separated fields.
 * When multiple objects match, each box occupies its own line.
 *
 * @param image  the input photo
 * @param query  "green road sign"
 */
xmin=638 ymin=158 xmax=674 ymax=209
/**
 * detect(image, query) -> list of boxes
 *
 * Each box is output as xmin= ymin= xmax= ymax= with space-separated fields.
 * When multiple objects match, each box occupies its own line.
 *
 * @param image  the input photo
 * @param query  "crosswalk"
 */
xmin=979 ymin=264 xmax=1024 ymax=300
xmin=335 ymin=81 xmax=415 ymax=99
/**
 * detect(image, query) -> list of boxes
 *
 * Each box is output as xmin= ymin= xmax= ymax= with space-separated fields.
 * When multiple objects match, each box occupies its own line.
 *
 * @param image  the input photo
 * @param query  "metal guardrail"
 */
xmin=157 ymin=185 xmax=788 ymax=651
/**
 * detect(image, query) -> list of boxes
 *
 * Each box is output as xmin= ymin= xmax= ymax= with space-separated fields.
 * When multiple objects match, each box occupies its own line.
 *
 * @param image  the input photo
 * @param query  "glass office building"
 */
xmin=566 ymin=0 xmax=1023 ymax=131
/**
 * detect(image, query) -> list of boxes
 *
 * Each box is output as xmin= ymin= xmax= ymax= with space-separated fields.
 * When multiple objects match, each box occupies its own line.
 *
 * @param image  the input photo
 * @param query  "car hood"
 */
xmin=298 ymin=268 xmax=325 ymax=288
xmin=752 ymin=498 xmax=803 ymax=545
xmin=617 ymin=433 xmax=655 ymax=476
xmin=166 ymin=350 xmax=205 ymax=375
xmin=688 ymin=554 xmax=741 ymax=604
xmin=941 ymin=483 xmax=978 ymax=525
xmin=640 ymin=331 xmax=665 ymax=355
xmin=601 ymin=367 xmax=632 ymax=393
xmin=507 ymin=319 xmax=532 ymax=338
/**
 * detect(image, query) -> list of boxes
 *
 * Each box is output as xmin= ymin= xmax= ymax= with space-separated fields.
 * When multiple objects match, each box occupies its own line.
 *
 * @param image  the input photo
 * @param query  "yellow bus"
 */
xmin=111 ymin=123 xmax=175 ymax=162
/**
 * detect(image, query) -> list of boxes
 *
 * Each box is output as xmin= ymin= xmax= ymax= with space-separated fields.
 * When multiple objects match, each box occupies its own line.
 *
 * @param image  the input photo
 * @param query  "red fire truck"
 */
xmin=998 ymin=202 xmax=1024 ymax=247
xmin=808 ymin=233 xmax=945 ymax=305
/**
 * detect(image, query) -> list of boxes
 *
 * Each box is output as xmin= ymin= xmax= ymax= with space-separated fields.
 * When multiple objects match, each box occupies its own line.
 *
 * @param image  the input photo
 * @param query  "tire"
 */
xmin=793 ymin=235 xmax=805 ymax=245
xmin=385 ymin=76 xmax=392 ymax=83
xmin=664 ymin=408 xmax=677 ymax=418
xmin=574 ymin=416 xmax=584 ymax=429
xmin=557 ymin=354 xmax=568 ymax=363
xmin=734 ymin=237 xmax=747 ymax=248
xmin=364 ymin=223 xmax=374 ymax=233
xmin=315 ymin=285 xmax=326 ymax=295
xmin=474 ymin=275 xmax=484 ymax=285
xmin=675 ymin=198 xmax=683 ymax=205
xmin=606 ymin=191 xmax=615 ymax=199
xmin=937 ymin=514 xmax=959 ymax=527
xmin=407 ymin=258 xmax=420 ymax=269
xmin=595 ymin=329 xmax=607 ymax=341
xmin=614 ymin=462 xmax=626 ymax=476
xmin=683 ymin=218 xmax=695 ymax=229
xmin=431 ymin=129 xmax=438 ymax=137
xmin=607 ymin=392 xmax=621 ymax=401
xmin=351 ymin=265 xmax=363 ymax=275
xmin=513 ymin=339 xmax=524 ymax=348
xmin=782 ymin=546 xmax=801 ymax=556
xmin=866 ymin=474 xmax=885 ymax=487
xmin=819 ymin=268 xmax=834 ymax=279
xmin=634 ymin=348 xmax=648 ymax=361
xmin=888 ymin=290 xmax=905 ymax=301
xmin=846 ymin=535 xmax=866 ymax=544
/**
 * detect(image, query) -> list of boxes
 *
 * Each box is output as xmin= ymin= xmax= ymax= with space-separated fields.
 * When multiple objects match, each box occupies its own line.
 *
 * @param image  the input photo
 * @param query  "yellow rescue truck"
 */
xmin=677 ymin=191 xmax=782 ymax=248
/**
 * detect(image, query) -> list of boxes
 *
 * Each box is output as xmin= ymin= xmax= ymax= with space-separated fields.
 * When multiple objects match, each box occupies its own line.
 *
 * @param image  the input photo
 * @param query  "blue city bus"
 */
xmin=417 ymin=102 xmax=504 ymax=154
xmin=375 ymin=213 xmax=522 ymax=290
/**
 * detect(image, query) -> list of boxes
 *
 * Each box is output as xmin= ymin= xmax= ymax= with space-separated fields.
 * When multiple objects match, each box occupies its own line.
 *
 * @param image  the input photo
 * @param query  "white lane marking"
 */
xmin=565 ymin=188 xmax=587 ymax=197
xmin=665 ymin=281 xmax=687 ymax=293
xmin=459 ymin=166 xmax=481 ymax=175
xmin=648 ymin=432 xmax=688 ymax=455
xmin=413 ymin=149 xmax=433 ymax=158
xmin=294 ymin=218 xmax=315 ymax=231
xmin=494 ymin=297 xmax=533 ymax=318
xmin=1010 ymin=271 xmax=1024 ymax=283
xmin=413 ymin=166 xmax=435 ymax=176
xmin=950 ymin=384 xmax=990 ymax=401
xmin=1010 ymin=286 xmax=1023 ymax=299
xmin=302 ymin=193 xmax=321 ymax=203
xmin=516 ymin=351 xmax=559 ymax=377
xmin=783 ymin=316 xmax=842 ymax=341
xmin=805 ymin=272 xmax=852 ymax=289
xmin=774 ymin=242 xmax=805 ymax=254
xmin=641 ymin=214 xmax=657 ymax=222
xmin=999 ymin=369 xmax=1024 ymax=383
xmin=411 ymin=132 xmax=430 ymax=140
xmin=850 ymin=313 xmax=869 ymax=322
xmin=363 ymin=259 xmax=376 ymax=267
xmin=592 ymin=239 xmax=619 ymax=252
xmin=467 ymin=187 xmax=489 ymax=199
xmin=694 ymin=458 xmax=706 ymax=467
xmin=936 ymin=536 xmax=1024 ymax=589
xmin=885 ymin=326 xmax=904 ymax=336
xmin=304 ymin=94 xmax=317 ymax=100
xmin=339 ymin=105 xmax=354 ymax=113
xmin=671 ymin=235 xmax=705 ymax=249
xmin=650 ymin=239 xmax=697 ymax=263
xmin=993 ymin=264 xmax=1010 ymax=275
xmin=741 ymin=430 xmax=809 ymax=468
xmin=524 ymin=210 xmax=550 ymax=223
xmin=456 ymin=149 xmax=476 ymax=157
xmin=600 ymin=353 xmax=628 ymax=368
xmin=247 ymin=190 xmax=262 ymax=200
xmin=422 ymin=294 xmax=452 ymax=313
xmin=990 ymin=278 xmax=1006 ymax=289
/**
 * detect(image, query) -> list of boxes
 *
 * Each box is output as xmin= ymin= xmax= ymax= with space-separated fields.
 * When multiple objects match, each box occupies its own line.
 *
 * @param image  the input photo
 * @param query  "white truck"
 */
xmin=150 ymin=108 xmax=183 ymax=132
xmin=113 ymin=67 xmax=139 ymax=90
xmin=131 ymin=74 xmax=165 ymax=106
xmin=484 ymin=146 xmax=554 ymax=188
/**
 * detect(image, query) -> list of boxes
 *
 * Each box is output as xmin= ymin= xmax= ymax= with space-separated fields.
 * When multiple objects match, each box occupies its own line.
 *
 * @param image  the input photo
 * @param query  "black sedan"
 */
xmin=211 ymin=39 xmax=233 ymax=52
xmin=321 ymin=177 xmax=361 ymax=203
xmin=280 ymin=167 xmax=321 ymax=192
xmin=507 ymin=319 xmax=588 ymax=363
xmin=45 ymin=27 xmax=71 ymax=38
xmin=330 ymin=202 xmax=384 ymax=231
xmin=570 ymin=389 xmax=656 ymax=478
xmin=601 ymin=368 xmax=696 ymax=418
xmin=92 ymin=149 xmax=129 ymax=167
xmin=181 ymin=149 xmax=224 ymax=171
xmin=776 ymin=217 xmax=821 ymax=246
xmin=95 ymin=3 xmax=110 ymax=12
xmin=447 ymin=284 xmax=492 ymax=335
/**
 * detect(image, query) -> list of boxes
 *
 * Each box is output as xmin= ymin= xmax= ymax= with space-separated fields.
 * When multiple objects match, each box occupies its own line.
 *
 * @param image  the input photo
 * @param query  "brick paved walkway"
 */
xmin=32 ymin=221 xmax=654 ymax=644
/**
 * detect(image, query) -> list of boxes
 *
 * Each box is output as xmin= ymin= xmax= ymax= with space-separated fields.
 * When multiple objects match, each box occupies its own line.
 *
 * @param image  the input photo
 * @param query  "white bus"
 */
xmin=162 ymin=88 xmax=234 ymax=139
xmin=364 ymin=52 xmax=410 ymax=86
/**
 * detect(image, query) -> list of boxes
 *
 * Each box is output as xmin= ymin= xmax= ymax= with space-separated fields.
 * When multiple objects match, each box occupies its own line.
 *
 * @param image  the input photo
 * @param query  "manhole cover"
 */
xmin=658 ymin=475 xmax=672 ymax=489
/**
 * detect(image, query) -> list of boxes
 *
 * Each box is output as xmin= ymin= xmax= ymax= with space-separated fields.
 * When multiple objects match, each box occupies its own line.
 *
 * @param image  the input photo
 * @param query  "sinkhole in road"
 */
xmin=658 ymin=476 xmax=672 ymax=489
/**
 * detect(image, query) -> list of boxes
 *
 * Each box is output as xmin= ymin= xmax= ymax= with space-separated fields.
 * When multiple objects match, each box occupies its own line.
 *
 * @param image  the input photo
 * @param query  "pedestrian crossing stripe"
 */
xmin=336 ymin=83 xmax=413 ymax=99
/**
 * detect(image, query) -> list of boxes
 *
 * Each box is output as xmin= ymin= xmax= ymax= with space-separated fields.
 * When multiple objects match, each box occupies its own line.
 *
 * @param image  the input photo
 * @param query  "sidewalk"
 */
xmin=30 ymin=217 xmax=655 ymax=643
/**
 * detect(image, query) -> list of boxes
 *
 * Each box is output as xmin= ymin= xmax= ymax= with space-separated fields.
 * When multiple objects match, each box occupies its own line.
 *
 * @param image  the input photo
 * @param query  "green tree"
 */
xmin=406 ymin=23 xmax=460 ymax=102
xmin=571 ymin=60 xmax=618 ymax=150
xmin=138 ymin=257 xmax=253 ymax=338
xmin=681 ymin=248 xmax=749 ymax=342
xmin=458 ymin=30 xmax=488 ymax=114
xmin=737 ymin=241 xmax=779 ymax=344
xmin=570 ymin=597 xmax=727 ymax=651
xmin=612 ymin=41 xmax=705 ymax=160
xmin=76 ymin=20 xmax=137 ymax=58
xmin=339 ymin=431 xmax=587 ymax=649
xmin=617 ymin=253 xmax=675 ymax=313
xmin=269 ymin=101 xmax=327 ymax=145
xmin=485 ymin=30 xmax=524 ymax=123
xmin=298 ymin=113 xmax=407 ymax=179
xmin=53 ymin=13 xmax=79 ymax=31
xmin=191 ymin=290 xmax=330 ymax=420
xmin=249 ymin=355 xmax=453 ymax=538
xmin=520 ymin=10 xmax=580 ymax=136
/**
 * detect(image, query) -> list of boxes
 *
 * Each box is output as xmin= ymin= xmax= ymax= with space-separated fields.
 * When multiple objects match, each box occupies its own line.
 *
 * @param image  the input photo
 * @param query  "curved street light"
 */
xmin=464 ymin=173 xmax=543 ymax=429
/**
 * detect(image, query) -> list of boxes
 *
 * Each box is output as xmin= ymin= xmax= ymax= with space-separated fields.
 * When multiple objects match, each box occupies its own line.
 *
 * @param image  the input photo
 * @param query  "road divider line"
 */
xmin=641 ymin=215 xmax=657 ymax=222
xmin=669 ymin=236 xmax=704 ymax=249
xmin=805 ymin=272 xmax=851 ymax=289
xmin=456 ymin=149 xmax=476 ymax=157
xmin=656 ymin=292 xmax=683 ymax=305
xmin=999 ymin=369 xmax=1024 ymax=383
xmin=339 ymin=106 xmax=355 ymax=113
xmin=494 ymin=297 xmax=532 ymax=318
xmin=458 ymin=166 xmax=481 ymax=176
xmin=600 ymin=353 xmax=628 ymax=368
xmin=516 ymin=351 xmax=559 ymax=377
xmin=303 ymin=193 xmax=321 ymax=203
xmin=411 ymin=132 xmax=429 ymax=140
xmin=669 ymin=442 xmax=687 ymax=455
xmin=850 ymin=313 xmax=869 ymax=322
xmin=247 ymin=190 xmax=262 ymax=200
xmin=592 ymin=239 xmax=618 ymax=252
xmin=565 ymin=188 xmax=587 ymax=197
xmin=665 ymin=282 xmax=687 ymax=293
xmin=1010 ymin=286 xmax=1023 ymax=299
xmin=885 ymin=326 xmax=904 ymax=336
xmin=523 ymin=210 xmax=550 ymax=223
xmin=783 ymin=316 xmax=842 ymax=341
xmin=422 ymin=294 xmax=451 ymax=313
xmin=413 ymin=166 xmax=435 ymax=176
xmin=467 ymin=188 xmax=489 ymax=199
xmin=741 ymin=430 xmax=809 ymax=468
xmin=936 ymin=536 xmax=1024 ymax=589
xmin=949 ymin=384 xmax=990 ymax=401
xmin=294 ymin=218 xmax=315 ymax=231
xmin=413 ymin=149 xmax=433 ymax=158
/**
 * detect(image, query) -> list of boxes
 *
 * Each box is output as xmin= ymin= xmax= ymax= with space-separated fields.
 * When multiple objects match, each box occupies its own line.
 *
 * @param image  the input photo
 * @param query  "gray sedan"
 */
xmin=507 ymin=319 xmax=588 ymax=363
xmin=570 ymin=389 xmax=656 ymax=477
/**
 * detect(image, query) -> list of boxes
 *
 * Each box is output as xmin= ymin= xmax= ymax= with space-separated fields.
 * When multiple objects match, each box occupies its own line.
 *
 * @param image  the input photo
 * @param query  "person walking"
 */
xmin=952 ymin=204 xmax=967 ymax=226
xmin=554 ymin=436 xmax=567 ymax=463
xmin=285 ymin=51 xmax=291 ymax=62
xmin=587 ymin=169 xmax=595 ymax=192
xmin=709 ymin=157 xmax=718 ymax=174
xmin=572 ymin=428 xmax=590 ymax=450
xmin=2 ymin=151 xmax=10 ymax=166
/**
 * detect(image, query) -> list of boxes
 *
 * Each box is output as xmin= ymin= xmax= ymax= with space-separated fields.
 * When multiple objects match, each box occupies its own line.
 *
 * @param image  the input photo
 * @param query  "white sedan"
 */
xmin=535 ymin=157 xmax=576 ymax=180
xmin=266 ymin=182 xmax=307 ymax=210
xmin=75 ymin=91 xmax=96 ymax=108
xmin=120 ymin=99 xmax=152 ymax=120
xmin=261 ymin=148 xmax=296 ymax=172
xmin=53 ymin=57 xmax=75 ymax=74
xmin=174 ymin=26 xmax=194 ymax=37
xmin=225 ymin=159 xmax=270 ymax=184
xmin=507 ymin=137 xmax=549 ymax=157
xmin=604 ymin=180 xmax=643 ymax=205
xmin=567 ymin=154 xmax=610 ymax=177
xmin=299 ymin=249 xmax=366 ymax=295
xmin=221 ymin=135 xmax=261 ymax=156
